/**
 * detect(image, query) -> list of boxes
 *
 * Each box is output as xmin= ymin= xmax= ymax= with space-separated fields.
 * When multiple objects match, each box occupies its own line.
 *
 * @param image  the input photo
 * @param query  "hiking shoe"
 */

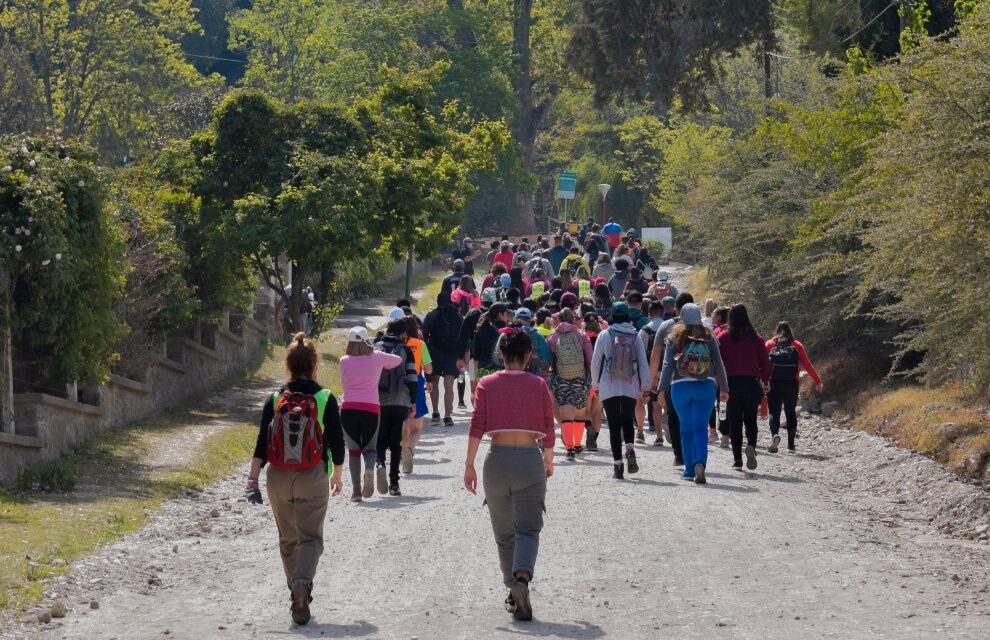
xmin=694 ymin=463 xmax=707 ymax=485
xmin=401 ymin=446 xmax=414 ymax=474
xmin=732 ymin=461 xmax=743 ymax=470
xmin=350 ymin=491 xmax=362 ymax=503
xmin=635 ymin=433 xmax=646 ymax=444
xmin=625 ymin=450 xmax=639 ymax=474
xmin=458 ymin=401 xmax=467 ymax=409
xmin=443 ymin=416 xmax=455 ymax=427
xmin=708 ymin=428 xmax=718 ymax=444
xmin=787 ymin=444 xmax=796 ymax=451
xmin=574 ymin=445 xmax=584 ymax=455
xmin=376 ymin=465 xmax=388 ymax=495
xmin=362 ymin=469 xmax=375 ymax=499
xmin=652 ymin=436 xmax=664 ymax=447
xmin=612 ymin=462 xmax=624 ymax=480
xmin=720 ymin=435 xmax=730 ymax=448
xmin=745 ymin=445 xmax=758 ymax=470
xmin=586 ymin=431 xmax=599 ymax=451
xmin=291 ymin=583 xmax=311 ymax=625
xmin=566 ymin=449 xmax=576 ymax=462
xmin=431 ymin=412 xmax=441 ymax=424
xmin=768 ymin=435 xmax=781 ymax=453
xmin=509 ymin=578 xmax=533 ymax=621
xmin=504 ymin=592 xmax=517 ymax=614
xmin=388 ymin=483 xmax=401 ymax=497
xmin=673 ymin=456 xmax=684 ymax=466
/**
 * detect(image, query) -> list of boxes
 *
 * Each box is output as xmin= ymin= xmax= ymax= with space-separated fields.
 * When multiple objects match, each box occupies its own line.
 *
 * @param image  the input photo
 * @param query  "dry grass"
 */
xmin=854 ymin=383 xmax=990 ymax=484
xmin=687 ymin=265 xmax=724 ymax=305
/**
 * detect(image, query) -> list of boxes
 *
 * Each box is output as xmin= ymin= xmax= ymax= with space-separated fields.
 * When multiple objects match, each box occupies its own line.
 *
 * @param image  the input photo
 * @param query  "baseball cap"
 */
xmin=453 ymin=259 xmax=465 ymax=271
xmin=515 ymin=308 xmax=533 ymax=320
xmin=679 ymin=303 xmax=703 ymax=326
xmin=346 ymin=326 xmax=373 ymax=346
xmin=611 ymin=301 xmax=631 ymax=322
xmin=560 ymin=292 xmax=578 ymax=307
xmin=500 ymin=273 xmax=511 ymax=288
xmin=661 ymin=296 xmax=676 ymax=306
xmin=387 ymin=307 xmax=405 ymax=321
xmin=489 ymin=302 xmax=509 ymax=317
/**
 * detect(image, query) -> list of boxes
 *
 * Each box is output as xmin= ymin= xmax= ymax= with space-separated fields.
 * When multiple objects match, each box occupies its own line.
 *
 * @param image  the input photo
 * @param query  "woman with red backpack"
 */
xmin=546 ymin=307 xmax=594 ymax=461
xmin=245 ymin=333 xmax=345 ymax=625
xmin=765 ymin=321 xmax=823 ymax=453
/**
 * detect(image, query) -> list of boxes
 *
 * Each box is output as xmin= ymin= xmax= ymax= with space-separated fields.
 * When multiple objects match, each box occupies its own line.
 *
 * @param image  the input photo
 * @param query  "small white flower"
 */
xmin=2 ymin=166 xmax=11 ymax=172
xmin=27 ymin=217 xmax=33 ymax=222
xmin=20 ymin=146 xmax=28 ymax=154
xmin=23 ymin=229 xmax=30 ymax=236
xmin=55 ymin=253 xmax=62 ymax=260
xmin=28 ymin=160 xmax=36 ymax=168
xmin=42 ymin=260 xmax=51 ymax=266
xmin=77 ymin=180 xmax=85 ymax=188
xmin=15 ymin=245 xmax=22 ymax=252
xmin=14 ymin=228 xmax=21 ymax=235
xmin=35 ymin=190 xmax=42 ymax=196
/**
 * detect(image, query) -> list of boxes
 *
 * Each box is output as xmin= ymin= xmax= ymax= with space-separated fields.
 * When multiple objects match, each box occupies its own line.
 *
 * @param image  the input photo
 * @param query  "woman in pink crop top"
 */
xmin=339 ymin=326 xmax=401 ymax=502
xmin=464 ymin=326 xmax=554 ymax=623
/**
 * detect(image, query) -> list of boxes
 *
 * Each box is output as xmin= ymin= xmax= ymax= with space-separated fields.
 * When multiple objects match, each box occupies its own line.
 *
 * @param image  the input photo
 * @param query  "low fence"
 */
xmin=0 ymin=309 xmax=273 ymax=488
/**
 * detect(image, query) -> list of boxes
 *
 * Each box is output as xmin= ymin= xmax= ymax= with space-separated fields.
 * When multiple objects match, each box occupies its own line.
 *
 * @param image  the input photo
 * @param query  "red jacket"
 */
xmin=717 ymin=329 xmax=771 ymax=382
xmin=765 ymin=338 xmax=822 ymax=385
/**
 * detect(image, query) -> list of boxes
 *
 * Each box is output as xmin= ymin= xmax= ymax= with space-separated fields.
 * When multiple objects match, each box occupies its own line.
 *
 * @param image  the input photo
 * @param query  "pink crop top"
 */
xmin=469 ymin=370 xmax=555 ymax=449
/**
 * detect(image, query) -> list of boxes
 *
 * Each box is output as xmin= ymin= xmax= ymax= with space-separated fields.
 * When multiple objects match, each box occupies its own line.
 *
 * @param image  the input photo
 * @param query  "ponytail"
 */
xmin=286 ymin=332 xmax=318 ymax=379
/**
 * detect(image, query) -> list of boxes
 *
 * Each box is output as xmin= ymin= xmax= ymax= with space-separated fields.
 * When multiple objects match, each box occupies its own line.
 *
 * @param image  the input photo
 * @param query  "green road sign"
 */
xmin=557 ymin=172 xmax=577 ymax=200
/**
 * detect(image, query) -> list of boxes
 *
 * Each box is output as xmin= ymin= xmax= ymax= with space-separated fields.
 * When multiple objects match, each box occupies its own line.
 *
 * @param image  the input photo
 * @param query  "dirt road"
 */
xmin=6 ymin=265 xmax=990 ymax=639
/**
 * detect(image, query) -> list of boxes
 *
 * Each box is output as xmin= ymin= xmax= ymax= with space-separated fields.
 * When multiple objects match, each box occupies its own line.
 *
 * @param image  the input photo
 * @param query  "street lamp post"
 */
xmin=598 ymin=183 xmax=611 ymax=226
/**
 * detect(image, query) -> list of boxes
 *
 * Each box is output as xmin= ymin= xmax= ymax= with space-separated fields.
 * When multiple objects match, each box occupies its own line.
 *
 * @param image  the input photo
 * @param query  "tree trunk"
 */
xmin=510 ymin=0 xmax=540 ymax=236
xmin=0 ymin=270 xmax=14 ymax=434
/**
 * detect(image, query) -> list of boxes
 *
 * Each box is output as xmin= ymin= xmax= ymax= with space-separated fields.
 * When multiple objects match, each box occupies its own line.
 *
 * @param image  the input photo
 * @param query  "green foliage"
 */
xmin=15 ymin=460 xmax=77 ymax=493
xmin=899 ymin=1 xmax=933 ymax=51
xmin=0 ymin=133 xmax=126 ymax=384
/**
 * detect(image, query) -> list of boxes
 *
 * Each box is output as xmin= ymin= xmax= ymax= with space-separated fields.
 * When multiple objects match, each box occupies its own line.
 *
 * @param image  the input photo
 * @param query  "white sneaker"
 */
xmin=376 ymin=465 xmax=388 ymax=495
xmin=362 ymin=469 xmax=375 ymax=499
xmin=401 ymin=447 xmax=414 ymax=474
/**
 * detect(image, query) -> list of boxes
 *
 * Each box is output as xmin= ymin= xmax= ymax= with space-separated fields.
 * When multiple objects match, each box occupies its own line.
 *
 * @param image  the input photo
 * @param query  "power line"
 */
xmin=183 ymin=52 xmax=248 ymax=64
xmin=768 ymin=0 xmax=901 ymax=61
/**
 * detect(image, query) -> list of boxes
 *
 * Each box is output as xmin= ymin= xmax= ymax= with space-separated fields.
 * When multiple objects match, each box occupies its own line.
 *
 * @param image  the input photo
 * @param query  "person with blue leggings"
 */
xmin=657 ymin=304 xmax=729 ymax=484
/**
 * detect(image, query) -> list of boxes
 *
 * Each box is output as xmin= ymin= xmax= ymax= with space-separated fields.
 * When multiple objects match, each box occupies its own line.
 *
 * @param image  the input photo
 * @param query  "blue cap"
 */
xmin=515 ymin=308 xmax=533 ymax=319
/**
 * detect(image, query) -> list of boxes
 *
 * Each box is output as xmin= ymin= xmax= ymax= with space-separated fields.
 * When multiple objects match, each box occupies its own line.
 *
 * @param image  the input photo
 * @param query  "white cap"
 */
xmin=387 ymin=307 xmax=406 ymax=321
xmin=346 ymin=326 xmax=373 ymax=346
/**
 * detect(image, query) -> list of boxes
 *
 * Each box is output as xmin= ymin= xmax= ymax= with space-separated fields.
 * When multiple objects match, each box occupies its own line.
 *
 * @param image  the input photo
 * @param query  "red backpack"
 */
xmin=266 ymin=389 xmax=330 ymax=471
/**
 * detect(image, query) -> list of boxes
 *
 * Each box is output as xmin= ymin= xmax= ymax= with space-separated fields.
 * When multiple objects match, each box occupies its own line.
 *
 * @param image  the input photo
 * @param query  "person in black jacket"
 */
xmin=472 ymin=302 xmax=510 ymax=379
xmin=457 ymin=300 xmax=487 ymax=397
xmin=423 ymin=292 xmax=464 ymax=426
xmin=246 ymin=333 xmax=344 ymax=626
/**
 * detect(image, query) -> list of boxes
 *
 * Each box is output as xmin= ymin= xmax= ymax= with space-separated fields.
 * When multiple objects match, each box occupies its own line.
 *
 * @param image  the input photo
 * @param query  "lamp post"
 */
xmin=598 ymin=183 xmax=611 ymax=226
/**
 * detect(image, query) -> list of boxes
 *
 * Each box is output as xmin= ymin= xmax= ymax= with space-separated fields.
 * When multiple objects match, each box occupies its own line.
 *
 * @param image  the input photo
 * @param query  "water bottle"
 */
xmin=718 ymin=400 xmax=727 ymax=421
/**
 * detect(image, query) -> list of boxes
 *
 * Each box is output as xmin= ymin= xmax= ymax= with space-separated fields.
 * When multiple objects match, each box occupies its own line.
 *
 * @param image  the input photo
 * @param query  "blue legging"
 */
xmin=671 ymin=380 xmax=717 ymax=477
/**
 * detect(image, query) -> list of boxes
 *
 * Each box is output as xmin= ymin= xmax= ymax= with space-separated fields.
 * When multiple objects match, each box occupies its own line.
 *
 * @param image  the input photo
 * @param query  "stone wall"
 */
xmin=0 ymin=314 xmax=270 ymax=488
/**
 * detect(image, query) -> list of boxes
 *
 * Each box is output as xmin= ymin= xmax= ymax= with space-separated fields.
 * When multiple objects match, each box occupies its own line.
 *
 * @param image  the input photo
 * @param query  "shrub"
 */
xmin=15 ymin=460 xmax=78 ymax=493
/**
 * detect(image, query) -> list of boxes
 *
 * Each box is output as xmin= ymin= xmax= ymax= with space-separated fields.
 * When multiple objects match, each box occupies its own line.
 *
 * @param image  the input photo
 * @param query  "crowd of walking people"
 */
xmin=246 ymin=218 xmax=823 ymax=625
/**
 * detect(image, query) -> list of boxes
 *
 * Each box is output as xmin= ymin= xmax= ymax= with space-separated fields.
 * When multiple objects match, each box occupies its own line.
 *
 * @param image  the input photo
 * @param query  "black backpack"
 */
xmin=376 ymin=341 xmax=407 ymax=394
xmin=432 ymin=307 xmax=462 ymax=347
xmin=769 ymin=342 xmax=800 ymax=381
xmin=642 ymin=324 xmax=658 ymax=357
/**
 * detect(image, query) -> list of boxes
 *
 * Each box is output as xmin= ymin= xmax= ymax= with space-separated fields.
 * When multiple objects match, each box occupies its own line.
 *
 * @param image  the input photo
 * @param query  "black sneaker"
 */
xmin=787 ymin=444 xmax=796 ymax=451
xmin=458 ymin=401 xmax=467 ymax=409
xmin=694 ymin=463 xmax=707 ymax=485
xmin=574 ymin=445 xmax=584 ymax=455
xmin=504 ymin=592 xmax=516 ymax=614
xmin=652 ymin=436 xmax=664 ymax=447
xmin=443 ymin=416 xmax=454 ymax=427
xmin=509 ymin=578 xmax=533 ymax=621
xmin=768 ymin=434 xmax=781 ymax=454
xmin=431 ymin=412 xmax=441 ymax=424
xmin=565 ymin=449 xmax=576 ymax=462
xmin=612 ymin=462 xmax=624 ymax=480
xmin=290 ymin=583 xmax=311 ymax=625
xmin=625 ymin=450 xmax=639 ymax=474
xmin=745 ymin=445 xmax=758 ymax=470
xmin=388 ymin=483 xmax=401 ymax=497
xmin=732 ymin=461 xmax=743 ymax=470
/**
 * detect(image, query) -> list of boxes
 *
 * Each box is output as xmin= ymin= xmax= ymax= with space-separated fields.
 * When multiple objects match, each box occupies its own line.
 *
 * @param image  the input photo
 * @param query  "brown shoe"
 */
xmin=291 ymin=583 xmax=311 ymax=625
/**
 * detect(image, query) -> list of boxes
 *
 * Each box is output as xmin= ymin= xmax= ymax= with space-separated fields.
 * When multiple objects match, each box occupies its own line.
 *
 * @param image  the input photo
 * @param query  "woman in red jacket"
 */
xmin=717 ymin=304 xmax=771 ymax=471
xmin=765 ymin=321 xmax=823 ymax=453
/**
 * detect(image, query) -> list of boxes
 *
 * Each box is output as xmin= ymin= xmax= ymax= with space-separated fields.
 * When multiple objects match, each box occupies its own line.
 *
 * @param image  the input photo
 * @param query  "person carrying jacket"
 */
xmin=591 ymin=302 xmax=651 ymax=479
xmin=765 ymin=321 xmax=823 ymax=453
xmin=422 ymin=292 xmax=464 ymax=427
xmin=657 ymin=304 xmax=730 ymax=484
xmin=718 ymin=304 xmax=771 ymax=471
xmin=246 ymin=333 xmax=345 ymax=625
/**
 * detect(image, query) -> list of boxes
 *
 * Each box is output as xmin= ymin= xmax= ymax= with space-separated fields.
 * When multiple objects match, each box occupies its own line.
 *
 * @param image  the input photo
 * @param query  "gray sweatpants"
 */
xmin=483 ymin=444 xmax=547 ymax=587
xmin=266 ymin=463 xmax=329 ymax=591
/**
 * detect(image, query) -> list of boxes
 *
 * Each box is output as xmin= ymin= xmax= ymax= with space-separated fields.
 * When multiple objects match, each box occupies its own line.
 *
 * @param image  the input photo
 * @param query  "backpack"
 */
xmin=676 ymin=338 xmax=712 ymax=381
xmin=642 ymin=324 xmax=659 ymax=357
xmin=529 ymin=280 xmax=546 ymax=301
xmin=376 ymin=341 xmax=408 ymax=395
xmin=769 ymin=342 xmax=800 ymax=381
xmin=525 ymin=326 xmax=551 ymax=375
xmin=578 ymin=279 xmax=591 ymax=299
xmin=555 ymin=330 xmax=586 ymax=379
xmin=482 ymin=287 xmax=506 ymax=305
xmin=605 ymin=330 xmax=638 ymax=381
xmin=266 ymin=389 xmax=328 ymax=471
xmin=652 ymin=280 xmax=671 ymax=298
xmin=457 ymin=294 xmax=471 ymax=318
xmin=432 ymin=308 xmax=461 ymax=347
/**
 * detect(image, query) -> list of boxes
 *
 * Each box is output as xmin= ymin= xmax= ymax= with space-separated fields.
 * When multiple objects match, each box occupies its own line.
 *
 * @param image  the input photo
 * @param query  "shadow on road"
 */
xmin=357 ymin=495 xmax=441 ymax=510
xmin=282 ymin=619 xmax=378 ymax=637
xmin=495 ymin=619 xmax=605 ymax=638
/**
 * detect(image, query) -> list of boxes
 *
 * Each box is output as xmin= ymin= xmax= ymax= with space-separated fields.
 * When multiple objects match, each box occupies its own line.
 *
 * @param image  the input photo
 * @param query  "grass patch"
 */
xmin=16 ymin=461 xmax=78 ymax=493
xmin=854 ymin=383 xmax=990 ymax=483
xmin=382 ymin=270 xmax=445 ymax=314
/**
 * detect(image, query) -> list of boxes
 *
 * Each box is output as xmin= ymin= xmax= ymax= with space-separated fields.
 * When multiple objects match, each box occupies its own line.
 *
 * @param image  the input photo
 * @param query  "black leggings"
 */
xmin=727 ymin=376 xmax=763 ymax=464
xmin=768 ymin=379 xmax=799 ymax=445
xmin=602 ymin=396 xmax=637 ymax=461
xmin=457 ymin=377 xmax=466 ymax=404
xmin=664 ymin=389 xmax=682 ymax=460
xmin=377 ymin=406 xmax=407 ymax=485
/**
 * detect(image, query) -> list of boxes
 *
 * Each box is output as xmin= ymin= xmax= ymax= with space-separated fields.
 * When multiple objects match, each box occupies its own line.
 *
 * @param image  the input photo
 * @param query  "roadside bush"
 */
xmin=15 ymin=460 xmax=78 ymax=493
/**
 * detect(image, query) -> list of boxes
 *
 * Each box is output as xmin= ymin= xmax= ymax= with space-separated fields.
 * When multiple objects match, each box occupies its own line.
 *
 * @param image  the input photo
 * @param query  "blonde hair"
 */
xmin=704 ymin=298 xmax=718 ymax=317
xmin=286 ymin=333 xmax=318 ymax=379
xmin=345 ymin=341 xmax=373 ymax=357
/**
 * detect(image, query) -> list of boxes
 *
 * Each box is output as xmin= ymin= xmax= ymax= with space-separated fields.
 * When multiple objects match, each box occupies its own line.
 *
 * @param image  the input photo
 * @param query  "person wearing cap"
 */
xmin=649 ymin=293 xmax=695 ymax=459
xmin=423 ymin=292 xmax=464 ymax=427
xmin=657 ymin=304 xmax=729 ymax=484
xmin=493 ymin=308 xmax=550 ymax=378
xmin=451 ymin=237 xmax=481 ymax=276
xmin=472 ymin=302 xmax=511 ymax=379
xmin=441 ymin=259 xmax=467 ymax=298
xmin=661 ymin=296 xmax=676 ymax=320
xmin=339 ymin=326 xmax=404 ymax=502
xmin=559 ymin=291 xmax=579 ymax=310
xmin=590 ymin=301 xmax=651 ymax=479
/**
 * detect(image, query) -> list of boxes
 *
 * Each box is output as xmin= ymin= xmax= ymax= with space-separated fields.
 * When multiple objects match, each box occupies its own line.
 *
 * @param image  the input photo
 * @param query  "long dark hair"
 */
xmin=727 ymin=303 xmax=758 ymax=342
xmin=459 ymin=274 xmax=476 ymax=294
xmin=510 ymin=266 xmax=526 ymax=291
xmin=593 ymin=283 xmax=611 ymax=307
xmin=774 ymin=321 xmax=795 ymax=344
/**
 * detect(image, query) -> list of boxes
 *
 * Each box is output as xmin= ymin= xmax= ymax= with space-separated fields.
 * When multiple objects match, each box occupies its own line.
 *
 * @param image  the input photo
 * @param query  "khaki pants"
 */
xmin=266 ymin=464 xmax=329 ymax=591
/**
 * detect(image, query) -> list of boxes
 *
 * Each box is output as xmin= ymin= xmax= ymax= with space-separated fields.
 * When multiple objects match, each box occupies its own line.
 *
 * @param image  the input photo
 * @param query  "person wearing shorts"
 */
xmin=546 ymin=308 xmax=593 ymax=461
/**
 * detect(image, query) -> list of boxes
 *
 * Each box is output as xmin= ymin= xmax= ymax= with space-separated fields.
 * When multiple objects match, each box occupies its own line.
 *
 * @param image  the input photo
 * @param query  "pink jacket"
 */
xmin=450 ymin=288 xmax=481 ymax=309
xmin=339 ymin=351 xmax=401 ymax=413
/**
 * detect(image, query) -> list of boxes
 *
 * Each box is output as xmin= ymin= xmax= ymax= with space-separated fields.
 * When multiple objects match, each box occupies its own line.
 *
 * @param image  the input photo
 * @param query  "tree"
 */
xmin=567 ymin=0 xmax=774 ymax=114
xmin=0 ymin=0 xmax=208 ymax=160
